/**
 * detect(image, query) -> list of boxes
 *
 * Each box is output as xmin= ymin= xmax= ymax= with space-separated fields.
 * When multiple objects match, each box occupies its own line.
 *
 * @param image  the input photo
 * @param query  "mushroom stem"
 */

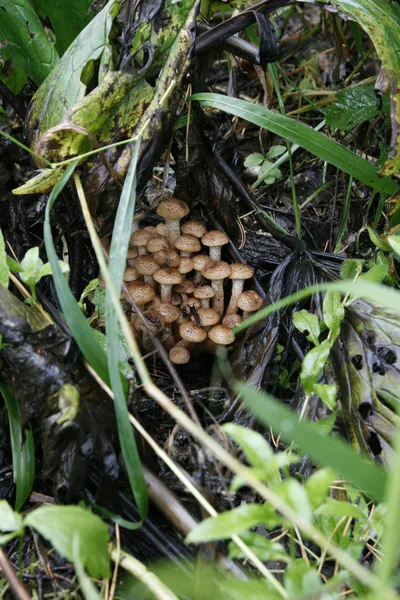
xmin=211 ymin=280 xmax=224 ymax=317
xmin=226 ymin=280 xmax=244 ymax=315
xmin=159 ymin=284 xmax=172 ymax=304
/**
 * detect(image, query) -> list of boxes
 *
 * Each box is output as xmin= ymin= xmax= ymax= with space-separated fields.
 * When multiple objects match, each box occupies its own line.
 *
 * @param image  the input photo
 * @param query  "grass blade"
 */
xmin=105 ymin=142 xmax=148 ymax=518
xmin=235 ymin=381 xmax=386 ymax=502
xmin=191 ymin=93 xmax=398 ymax=196
xmin=43 ymin=161 xmax=111 ymax=384
xmin=0 ymin=380 xmax=35 ymax=511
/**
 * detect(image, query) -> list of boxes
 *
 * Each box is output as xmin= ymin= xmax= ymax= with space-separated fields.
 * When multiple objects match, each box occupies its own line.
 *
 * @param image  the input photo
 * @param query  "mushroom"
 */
xmin=179 ymin=321 xmax=207 ymax=345
xmin=174 ymin=234 xmax=201 ymax=257
xmin=156 ymin=222 xmax=168 ymax=237
xmin=158 ymin=302 xmax=180 ymax=348
xmin=153 ymin=249 xmax=181 ymax=268
xmin=156 ymin=198 xmax=189 ymax=244
xmin=124 ymin=266 xmax=139 ymax=283
xmin=193 ymin=254 xmax=212 ymax=285
xmin=133 ymin=311 xmax=165 ymax=354
xmin=169 ymin=345 xmax=191 ymax=365
xmin=134 ymin=255 xmax=159 ymax=288
xmin=153 ymin=268 xmax=182 ymax=303
xmin=130 ymin=229 xmax=155 ymax=256
xmin=202 ymin=261 xmax=231 ymax=318
xmin=125 ymin=281 xmax=155 ymax=308
xmin=192 ymin=307 xmax=219 ymax=331
xmin=193 ymin=285 xmax=215 ymax=308
xmin=201 ymin=230 xmax=229 ymax=262
xmin=126 ymin=248 xmax=138 ymax=267
xmin=208 ymin=324 xmax=235 ymax=352
xmin=147 ymin=236 xmax=170 ymax=254
xmin=180 ymin=220 xmax=207 ymax=238
xmin=178 ymin=257 xmax=194 ymax=276
xmin=237 ymin=290 xmax=263 ymax=319
xmin=226 ymin=263 xmax=254 ymax=315
xmin=222 ymin=314 xmax=243 ymax=329
xmin=173 ymin=280 xmax=195 ymax=302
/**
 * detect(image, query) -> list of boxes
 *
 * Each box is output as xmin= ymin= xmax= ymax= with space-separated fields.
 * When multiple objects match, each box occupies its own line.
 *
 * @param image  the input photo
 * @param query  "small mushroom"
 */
xmin=201 ymin=230 xmax=229 ymax=262
xmin=153 ymin=249 xmax=181 ymax=268
xmin=147 ymin=236 xmax=170 ymax=254
xmin=180 ymin=220 xmax=207 ymax=238
xmin=173 ymin=279 xmax=195 ymax=302
xmin=125 ymin=281 xmax=155 ymax=308
xmin=192 ymin=307 xmax=219 ymax=331
xmin=169 ymin=345 xmax=191 ymax=364
xmin=124 ymin=266 xmax=139 ymax=283
xmin=222 ymin=314 xmax=243 ymax=329
xmin=179 ymin=321 xmax=207 ymax=344
xmin=208 ymin=324 xmax=235 ymax=352
xmin=193 ymin=285 xmax=215 ymax=308
xmin=202 ymin=261 xmax=231 ymax=318
xmin=130 ymin=229 xmax=154 ymax=256
xmin=158 ymin=302 xmax=180 ymax=349
xmin=153 ymin=268 xmax=182 ymax=303
xmin=226 ymin=263 xmax=254 ymax=315
xmin=174 ymin=234 xmax=201 ymax=257
xmin=126 ymin=248 xmax=138 ymax=267
xmin=156 ymin=198 xmax=189 ymax=244
xmin=237 ymin=290 xmax=263 ymax=319
xmin=134 ymin=255 xmax=159 ymax=288
xmin=134 ymin=311 xmax=165 ymax=354
xmin=193 ymin=254 xmax=212 ymax=284
xmin=156 ymin=222 xmax=168 ymax=237
xmin=178 ymin=257 xmax=194 ymax=276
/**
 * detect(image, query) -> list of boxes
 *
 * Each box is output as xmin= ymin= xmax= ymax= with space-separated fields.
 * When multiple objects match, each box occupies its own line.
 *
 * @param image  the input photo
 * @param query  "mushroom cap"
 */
xmin=156 ymin=198 xmax=189 ymax=221
xmin=202 ymin=230 xmax=229 ymax=248
xmin=147 ymin=236 xmax=170 ymax=253
xmin=181 ymin=220 xmax=208 ymax=238
xmin=229 ymin=263 xmax=254 ymax=280
xmin=126 ymin=281 xmax=155 ymax=305
xmin=237 ymin=290 xmax=263 ymax=312
xmin=158 ymin=303 xmax=180 ymax=323
xmin=202 ymin=261 xmax=231 ymax=281
xmin=156 ymin=222 xmax=168 ymax=237
xmin=126 ymin=248 xmax=138 ymax=266
xmin=178 ymin=257 xmax=194 ymax=274
xmin=174 ymin=280 xmax=195 ymax=295
xmin=181 ymin=297 xmax=202 ymax=310
xmin=153 ymin=268 xmax=182 ymax=286
xmin=194 ymin=308 xmax=220 ymax=327
xmin=193 ymin=285 xmax=215 ymax=300
xmin=208 ymin=324 xmax=235 ymax=345
xmin=134 ymin=255 xmax=159 ymax=275
xmin=174 ymin=234 xmax=201 ymax=254
xmin=124 ymin=266 xmax=139 ymax=282
xmin=179 ymin=321 xmax=207 ymax=343
xmin=169 ymin=346 xmax=190 ymax=364
xmin=153 ymin=249 xmax=181 ymax=268
xmin=134 ymin=311 xmax=165 ymax=333
xmin=222 ymin=314 xmax=243 ymax=329
xmin=193 ymin=254 xmax=212 ymax=271
xmin=170 ymin=292 xmax=182 ymax=306
xmin=130 ymin=229 xmax=154 ymax=248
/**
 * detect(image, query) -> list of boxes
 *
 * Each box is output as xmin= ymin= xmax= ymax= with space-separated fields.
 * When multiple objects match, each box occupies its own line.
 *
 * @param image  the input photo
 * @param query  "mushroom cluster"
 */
xmin=121 ymin=198 xmax=263 ymax=365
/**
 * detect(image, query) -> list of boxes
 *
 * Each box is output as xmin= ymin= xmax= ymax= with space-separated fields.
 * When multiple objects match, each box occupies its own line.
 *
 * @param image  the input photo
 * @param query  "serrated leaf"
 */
xmin=0 ymin=500 xmax=23 ymax=532
xmin=25 ymin=505 xmax=110 ymax=578
xmin=244 ymin=152 xmax=265 ymax=167
xmin=186 ymin=504 xmax=280 ymax=543
xmin=323 ymin=291 xmax=344 ymax=341
xmin=313 ymin=383 xmax=337 ymax=411
xmin=315 ymin=498 xmax=368 ymax=522
xmin=301 ymin=340 xmax=331 ymax=395
xmin=325 ymin=85 xmax=389 ymax=132
xmin=0 ymin=0 xmax=59 ymax=94
xmin=305 ymin=468 xmax=336 ymax=511
xmin=0 ymin=229 xmax=9 ymax=287
xmin=293 ymin=309 xmax=321 ymax=346
xmin=222 ymin=423 xmax=272 ymax=469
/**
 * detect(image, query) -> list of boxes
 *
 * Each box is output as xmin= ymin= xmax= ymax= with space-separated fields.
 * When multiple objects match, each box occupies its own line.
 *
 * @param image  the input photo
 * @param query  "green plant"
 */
xmin=244 ymin=145 xmax=286 ymax=185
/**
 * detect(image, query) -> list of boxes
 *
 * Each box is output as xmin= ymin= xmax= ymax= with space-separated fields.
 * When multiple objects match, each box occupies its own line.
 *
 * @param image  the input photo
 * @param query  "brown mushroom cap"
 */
xmin=174 ymin=234 xmax=201 ymax=254
xmin=156 ymin=198 xmax=189 ymax=221
xmin=134 ymin=255 xmax=159 ymax=276
xmin=179 ymin=321 xmax=207 ymax=343
xmin=208 ymin=325 xmax=235 ymax=345
xmin=237 ymin=290 xmax=263 ymax=313
xmin=134 ymin=311 xmax=165 ymax=334
xmin=126 ymin=248 xmax=138 ymax=266
xmin=130 ymin=229 xmax=154 ymax=249
xmin=156 ymin=222 xmax=168 ymax=237
xmin=193 ymin=285 xmax=215 ymax=300
xmin=178 ymin=257 xmax=194 ymax=274
xmin=174 ymin=280 xmax=195 ymax=296
xmin=194 ymin=308 xmax=220 ymax=327
xmin=147 ymin=236 xmax=170 ymax=253
xmin=158 ymin=302 xmax=180 ymax=323
xmin=169 ymin=346 xmax=191 ymax=364
xmin=181 ymin=220 xmax=208 ymax=238
xmin=229 ymin=263 xmax=254 ymax=280
xmin=222 ymin=314 xmax=243 ymax=329
xmin=153 ymin=249 xmax=181 ymax=268
xmin=126 ymin=281 xmax=155 ymax=305
xmin=193 ymin=254 xmax=212 ymax=271
xmin=202 ymin=230 xmax=229 ymax=249
xmin=202 ymin=261 xmax=231 ymax=281
xmin=153 ymin=268 xmax=182 ymax=286
xmin=124 ymin=266 xmax=139 ymax=282
xmin=181 ymin=297 xmax=202 ymax=310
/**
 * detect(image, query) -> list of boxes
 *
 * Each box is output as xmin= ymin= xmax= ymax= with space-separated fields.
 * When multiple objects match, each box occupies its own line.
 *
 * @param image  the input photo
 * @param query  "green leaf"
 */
xmin=105 ymin=143 xmax=148 ymax=519
xmin=25 ymin=505 xmax=110 ymax=578
xmin=266 ymin=145 xmax=286 ymax=159
xmin=27 ymin=0 xmax=116 ymax=147
xmin=244 ymin=152 xmax=264 ymax=167
xmin=0 ymin=380 xmax=35 ymax=511
xmin=20 ymin=246 xmax=42 ymax=286
xmin=325 ymin=85 xmax=389 ymax=132
xmin=293 ymin=309 xmax=321 ymax=346
xmin=315 ymin=499 xmax=368 ymax=522
xmin=222 ymin=423 xmax=272 ymax=469
xmin=301 ymin=340 xmax=331 ymax=395
xmin=284 ymin=560 xmax=322 ymax=597
xmin=32 ymin=0 xmax=94 ymax=55
xmin=310 ymin=412 xmax=337 ymax=437
xmin=0 ymin=229 xmax=9 ymax=287
xmin=186 ymin=504 xmax=280 ymax=543
xmin=277 ymin=479 xmax=313 ymax=523
xmin=388 ymin=234 xmax=400 ymax=259
xmin=340 ymin=259 xmax=363 ymax=280
xmin=0 ymin=500 xmax=23 ymax=533
xmin=191 ymin=93 xmax=398 ymax=195
xmin=235 ymin=381 xmax=387 ymax=502
xmin=323 ymin=291 xmax=344 ymax=340
xmin=366 ymin=226 xmax=391 ymax=252
xmin=72 ymin=534 xmax=102 ymax=600
xmin=305 ymin=468 xmax=336 ymax=511
xmin=358 ymin=264 xmax=388 ymax=285
xmin=0 ymin=0 xmax=59 ymax=94
xmin=228 ymin=532 xmax=288 ymax=562
xmin=313 ymin=383 xmax=337 ymax=411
